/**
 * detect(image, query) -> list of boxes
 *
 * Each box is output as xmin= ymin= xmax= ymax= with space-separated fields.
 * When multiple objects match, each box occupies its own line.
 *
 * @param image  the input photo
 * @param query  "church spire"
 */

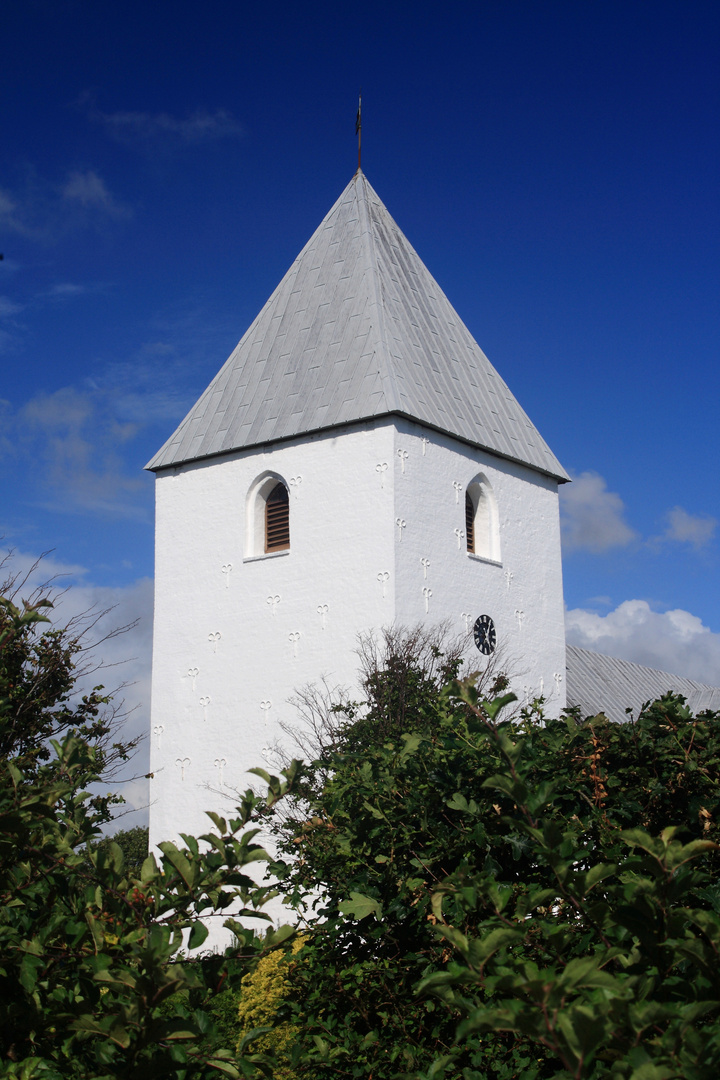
xmin=355 ymin=92 xmax=362 ymax=173
xmin=147 ymin=172 xmax=568 ymax=482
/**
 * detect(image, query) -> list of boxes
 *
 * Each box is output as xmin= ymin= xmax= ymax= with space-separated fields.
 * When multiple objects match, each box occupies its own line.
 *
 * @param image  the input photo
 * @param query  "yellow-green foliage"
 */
xmin=236 ymin=937 xmax=305 ymax=1079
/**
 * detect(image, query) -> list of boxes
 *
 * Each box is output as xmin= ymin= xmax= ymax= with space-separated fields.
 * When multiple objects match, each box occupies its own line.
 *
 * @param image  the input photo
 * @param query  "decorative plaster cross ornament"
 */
xmin=267 ymin=594 xmax=281 ymax=616
xmin=199 ymin=696 xmax=211 ymax=719
xmin=420 ymin=557 xmax=430 ymax=579
xmin=396 ymin=517 xmax=406 ymax=541
xmin=375 ymin=462 xmax=388 ymax=488
xmin=504 ymin=570 xmax=514 ymax=591
xmin=289 ymin=631 xmax=301 ymax=658
xmin=421 ymin=437 xmax=429 ymax=456
xmin=289 ymin=475 xmax=303 ymax=494
xmin=208 ymin=632 xmax=221 ymax=652
xmin=422 ymin=586 xmax=433 ymax=614
xmin=317 ymin=603 xmax=328 ymax=629
xmin=176 ymin=757 xmax=190 ymax=782
xmin=377 ymin=571 xmax=390 ymax=598
xmin=523 ymin=685 xmax=530 ymax=705
xmin=221 ymin=563 xmax=233 ymax=588
xmin=186 ymin=667 xmax=199 ymax=692
xmin=397 ymin=448 xmax=409 ymax=473
xmin=454 ymin=528 xmax=465 ymax=549
xmin=539 ymin=676 xmax=544 ymax=696
xmin=214 ymin=757 xmax=226 ymax=787
xmin=153 ymin=724 xmax=164 ymax=749
xmin=553 ymin=672 xmax=563 ymax=693
xmin=452 ymin=481 xmax=462 ymax=503
xmin=260 ymin=700 xmax=272 ymax=723
xmin=515 ymin=609 xmax=525 ymax=630
xmin=260 ymin=745 xmax=271 ymax=763
xmin=461 ymin=612 xmax=471 ymax=634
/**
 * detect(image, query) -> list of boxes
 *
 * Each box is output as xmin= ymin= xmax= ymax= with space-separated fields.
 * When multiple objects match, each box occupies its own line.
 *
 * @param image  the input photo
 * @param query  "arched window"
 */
xmin=265 ymin=482 xmax=290 ymax=552
xmin=466 ymin=475 xmax=500 ymax=562
xmin=245 ymin=473 xmax=291 ymax=558
xmin=465 ymin=491 xmax=475 ymax=553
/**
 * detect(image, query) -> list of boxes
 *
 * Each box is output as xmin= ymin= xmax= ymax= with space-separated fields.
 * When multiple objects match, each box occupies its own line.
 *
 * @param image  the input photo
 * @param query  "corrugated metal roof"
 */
xmin=566 ymin=645 xmax=720 ymax=723
xmin=147 ymin=171 xmax=569 ymax=479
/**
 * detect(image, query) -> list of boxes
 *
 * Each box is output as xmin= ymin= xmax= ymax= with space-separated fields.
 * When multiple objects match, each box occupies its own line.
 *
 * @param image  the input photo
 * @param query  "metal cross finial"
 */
xmin=356 ymin=91 xmax=362 ymax=171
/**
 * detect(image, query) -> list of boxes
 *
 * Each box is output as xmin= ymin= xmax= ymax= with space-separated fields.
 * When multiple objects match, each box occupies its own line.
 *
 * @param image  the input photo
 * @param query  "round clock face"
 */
xmin=473 ymin=614 xmax=496 ymax=655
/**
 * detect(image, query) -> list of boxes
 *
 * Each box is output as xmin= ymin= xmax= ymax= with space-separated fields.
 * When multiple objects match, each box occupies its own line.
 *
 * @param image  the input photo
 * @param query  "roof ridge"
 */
xmin=355 ymin=172 xmax=402 ymax=412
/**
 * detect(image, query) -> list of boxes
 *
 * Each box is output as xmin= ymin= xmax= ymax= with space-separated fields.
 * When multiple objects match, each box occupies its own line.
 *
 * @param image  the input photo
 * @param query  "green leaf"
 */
xmin=338 ymin=891 xmax=383 ymax=921
xmin=446 ymin=792 xmax=479 ymax=815
xmin=140 ymin=853 xmax=158 ymax=883
xmin=188 ymin=920 xmax=209 ymax=950
xmin=207 ymin=1060 xmax=241 ymax=1078
xmin=157 ymin=841 xmax=197 ymax=888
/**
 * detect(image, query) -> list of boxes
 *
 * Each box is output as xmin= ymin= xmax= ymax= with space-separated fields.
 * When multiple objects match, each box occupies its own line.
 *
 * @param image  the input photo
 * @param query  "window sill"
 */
xmin=243 ymin=550 xmax=291 ymax=564
xmin=467 ymin=553 xmax=502 ymax=567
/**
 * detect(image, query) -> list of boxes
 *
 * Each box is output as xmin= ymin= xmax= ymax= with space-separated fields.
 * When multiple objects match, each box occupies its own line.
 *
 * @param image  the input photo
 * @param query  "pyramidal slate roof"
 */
xmin=147 ymin=171 xmax=569 ymax=479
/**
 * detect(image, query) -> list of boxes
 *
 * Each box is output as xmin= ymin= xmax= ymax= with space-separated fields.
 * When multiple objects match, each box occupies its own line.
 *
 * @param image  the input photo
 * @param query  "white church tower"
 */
xmin=146 ymin=170 xmax=569 ymax=847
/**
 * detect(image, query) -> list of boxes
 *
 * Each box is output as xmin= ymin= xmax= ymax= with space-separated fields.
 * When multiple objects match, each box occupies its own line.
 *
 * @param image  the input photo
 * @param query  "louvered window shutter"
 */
xmin=465 ymin=491 xmax=474 ymax=553
xmin=266 ymin=484 xmax=290 ymax=552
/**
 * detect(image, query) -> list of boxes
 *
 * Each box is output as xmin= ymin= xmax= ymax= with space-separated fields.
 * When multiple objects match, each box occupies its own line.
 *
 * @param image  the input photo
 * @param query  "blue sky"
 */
xmin=2 ymin=0 xmax=719 ymax=814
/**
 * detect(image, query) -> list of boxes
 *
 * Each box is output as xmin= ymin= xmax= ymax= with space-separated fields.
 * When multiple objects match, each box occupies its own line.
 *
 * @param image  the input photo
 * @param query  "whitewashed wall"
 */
xmin=148 ymin=417 xmax=566 ymax=864
xmin=149 ymin=420 xmax=396 ymax=853
xmin=392 ymin=418 xmax=566 ymax=708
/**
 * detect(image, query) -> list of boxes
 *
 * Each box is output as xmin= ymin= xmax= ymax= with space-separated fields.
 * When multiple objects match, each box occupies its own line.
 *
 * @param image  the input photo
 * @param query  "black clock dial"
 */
xmin=473 ymin=614 xmax=496 ymax=655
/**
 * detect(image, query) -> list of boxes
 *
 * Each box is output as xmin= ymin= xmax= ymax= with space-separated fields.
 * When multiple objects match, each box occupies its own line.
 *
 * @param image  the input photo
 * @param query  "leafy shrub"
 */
xmin=235 ymin=937 xmax=306 ymax=1079
xmin=268 ymin=628 xmax=720 ymax=1078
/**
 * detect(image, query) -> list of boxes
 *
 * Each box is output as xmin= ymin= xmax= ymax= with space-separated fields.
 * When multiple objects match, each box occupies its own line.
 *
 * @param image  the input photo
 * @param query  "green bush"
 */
xmin=0 ymin=594 xmax=299 ymax=1079
xmin=267 ymin=628 xmax=720 ymax=1078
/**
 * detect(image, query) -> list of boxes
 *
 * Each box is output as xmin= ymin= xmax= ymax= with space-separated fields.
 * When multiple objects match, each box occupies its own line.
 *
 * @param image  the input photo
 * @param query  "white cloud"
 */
xmin=63 ymin=575 xmax=153 ymax=827
xmin=0 ymin=170 xmax=130 ymax=241
xmin=13 ymin=386 xmax=148 ymax=519
xmin=45 ymin=282 xmax=94 ymax=299
xmin=0 ymin=296 xmax=24 ymax=317
xmin=559 ymin=471 xmax=637 ymax=554
xmin=61 ymin=170 xmax=131 ymax=219
xmin=566 ymin=599 xmax=720 ymax=685
xmin=3 ymin=296 xmax=237 ymax=514
xmin=1 ymin=551 xmax=153 ymax=825
xmin=89 ymin=103 xmax=243 ymax=146
xmin=657 ymin=506 xmax=717 ymax=550
xmin=0 ymin=188 xmax=31 ymax=237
